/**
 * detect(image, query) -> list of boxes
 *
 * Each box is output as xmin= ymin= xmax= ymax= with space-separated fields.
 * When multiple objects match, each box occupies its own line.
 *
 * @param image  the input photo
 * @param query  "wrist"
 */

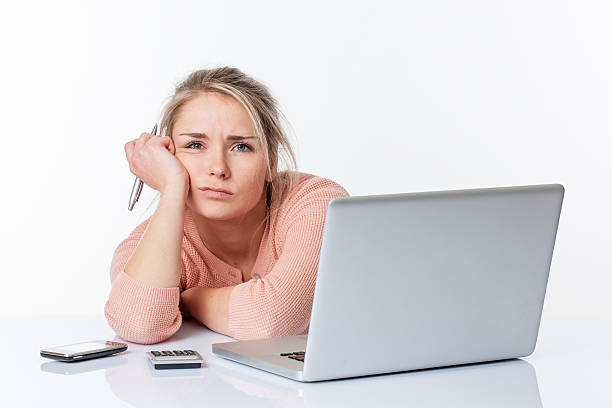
xmin=159 ymin=188 xmax=187 ymax=209
xmin=161 ymin=180 xmax=188 ymax=199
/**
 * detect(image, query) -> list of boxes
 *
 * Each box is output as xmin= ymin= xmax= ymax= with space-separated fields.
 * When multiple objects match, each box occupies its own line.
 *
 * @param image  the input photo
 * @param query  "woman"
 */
xmin=105 ymin=66 xmax=349 ymax=344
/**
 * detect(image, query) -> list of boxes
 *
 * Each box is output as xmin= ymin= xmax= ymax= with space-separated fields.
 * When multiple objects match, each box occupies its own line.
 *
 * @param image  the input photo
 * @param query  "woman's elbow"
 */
xmin=104 ymin=302 xmax=182 ymax=345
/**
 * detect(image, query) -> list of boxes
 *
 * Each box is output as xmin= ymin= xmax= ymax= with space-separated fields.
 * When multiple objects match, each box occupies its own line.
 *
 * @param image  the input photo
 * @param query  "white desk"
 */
xmin=2 ymin=315 xmax=610 ymax=407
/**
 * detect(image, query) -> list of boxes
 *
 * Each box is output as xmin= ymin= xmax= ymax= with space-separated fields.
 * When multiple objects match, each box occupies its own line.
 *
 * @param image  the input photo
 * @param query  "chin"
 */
xmin=196 ymin=210 xmax=236 ymax=221
xmin=188 ymin=199 xmax=240 ymax=221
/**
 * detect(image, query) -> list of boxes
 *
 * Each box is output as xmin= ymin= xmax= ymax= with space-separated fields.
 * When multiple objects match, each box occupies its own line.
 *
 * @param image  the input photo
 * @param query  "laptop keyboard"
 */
xmin=280 ymin=351 xmax=305 ymax=362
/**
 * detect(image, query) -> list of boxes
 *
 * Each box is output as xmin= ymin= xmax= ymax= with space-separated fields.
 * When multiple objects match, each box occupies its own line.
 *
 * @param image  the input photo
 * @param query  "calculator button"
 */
xmin=148 ymin=350 xmax=203 ymax=362
xmin=151 ymin=351 xmax=161 ymax=356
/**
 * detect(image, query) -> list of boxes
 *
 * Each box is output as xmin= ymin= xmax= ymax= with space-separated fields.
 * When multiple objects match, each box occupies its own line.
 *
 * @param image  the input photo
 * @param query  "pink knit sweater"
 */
xmin=104 ymin=172 xmax=349 ymax=344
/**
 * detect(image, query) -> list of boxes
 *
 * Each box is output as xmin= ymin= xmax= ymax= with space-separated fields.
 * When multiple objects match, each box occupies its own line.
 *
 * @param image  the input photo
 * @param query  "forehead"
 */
xmin=173 ymin=91 xmax=254 ymax=134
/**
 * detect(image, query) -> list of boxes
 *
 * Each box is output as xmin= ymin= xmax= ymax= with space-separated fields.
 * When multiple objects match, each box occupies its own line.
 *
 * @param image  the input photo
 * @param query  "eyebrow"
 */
xmin=178 ymin=132 xmax=256 ymax=141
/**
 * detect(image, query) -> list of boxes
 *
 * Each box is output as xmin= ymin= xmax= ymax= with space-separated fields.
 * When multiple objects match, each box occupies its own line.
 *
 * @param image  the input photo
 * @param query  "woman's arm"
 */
xmin=123 ymin=183 xmax=187 ymax=288
xmin=180 ymin=286 xmax=235 ymax=336
xmin=121 ymin=129 xmax=190 ymax=287
xmin=227 ymin=177 xmax=349 ymax=340
xmin=104 ymin=182 xmax=189 ymax=344
xmin=105 ymin=131 xmax=191 ymax=344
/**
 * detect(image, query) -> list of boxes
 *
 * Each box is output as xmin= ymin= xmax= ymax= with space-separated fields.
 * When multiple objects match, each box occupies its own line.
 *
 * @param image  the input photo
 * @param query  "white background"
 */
xmin=1 ymin=0 xmax=610 ymax=319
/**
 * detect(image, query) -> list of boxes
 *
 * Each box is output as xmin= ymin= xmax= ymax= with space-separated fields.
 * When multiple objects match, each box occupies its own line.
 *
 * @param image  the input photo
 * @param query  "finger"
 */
xmin=135 ymin=132 xmax=154 ymax=149
xmin=163 ymin=136 xmax=176 ymax=155
xmin=144 ymin=133 xmax=163 ymax=144
xmin=155 ymin=135 xmax=174 ymax=153
xmin=124 ymin=140 xmax=134 ymax=160
xmin=157 ymin=135 xmax=170 ymax=146
xmin=124 ymin=142 xmax=136 ymax=173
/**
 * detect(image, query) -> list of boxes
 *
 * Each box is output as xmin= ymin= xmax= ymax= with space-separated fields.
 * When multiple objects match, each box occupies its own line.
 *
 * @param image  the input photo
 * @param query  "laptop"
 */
xmin=212 ymin=183 xmax=564 ymax=382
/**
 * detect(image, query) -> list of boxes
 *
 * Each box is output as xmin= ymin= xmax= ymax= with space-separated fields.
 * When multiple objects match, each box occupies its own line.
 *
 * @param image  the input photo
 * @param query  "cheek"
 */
xmin=238 ymin=168 xmax=266 ymax=194
xmin=243 ymin=163 xmax=266 ymax=183
xmin=232 ymin=155 xmax=267 ymax=177
xmin=243 ymin=166 xmax=266 ymax=182
xmin=234 ymin=162 xmax=267 ymax=196
xmin=175 ymin=155 xmax=202 ymax=175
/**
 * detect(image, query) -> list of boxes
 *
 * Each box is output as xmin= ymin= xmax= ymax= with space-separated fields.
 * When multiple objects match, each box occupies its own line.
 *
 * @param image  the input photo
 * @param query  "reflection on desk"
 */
xmin=101 ymin=354 xmax=541 ymax=407
xmin=13 ymin=315 xmax=612 ymax=406
xmin=106 ymin=355 xmax=542 ymax=407
xmin=37 ymin=319 xmax=542 ymax=407
xmin=40 ymin=355 xmax=128 ymax=375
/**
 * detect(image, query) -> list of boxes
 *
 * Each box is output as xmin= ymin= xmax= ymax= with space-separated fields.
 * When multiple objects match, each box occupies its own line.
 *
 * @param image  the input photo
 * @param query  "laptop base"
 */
xmin=212 ymin=334 xmax=308 ymax=382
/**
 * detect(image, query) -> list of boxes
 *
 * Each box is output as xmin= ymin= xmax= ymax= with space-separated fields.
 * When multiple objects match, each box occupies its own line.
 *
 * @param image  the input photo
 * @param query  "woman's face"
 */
xmin=172 ymin=91 xmax=269 ymax=221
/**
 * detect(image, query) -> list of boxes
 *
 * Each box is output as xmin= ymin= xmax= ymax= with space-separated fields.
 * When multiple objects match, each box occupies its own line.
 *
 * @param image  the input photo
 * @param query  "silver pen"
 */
xmin=128 ymin=123 xmax=158 ymax=211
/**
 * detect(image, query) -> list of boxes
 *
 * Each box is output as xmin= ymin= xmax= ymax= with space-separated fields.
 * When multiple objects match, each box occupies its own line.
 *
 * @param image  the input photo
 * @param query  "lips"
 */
xmin=199 ymin=187 xmax=233 ymax=195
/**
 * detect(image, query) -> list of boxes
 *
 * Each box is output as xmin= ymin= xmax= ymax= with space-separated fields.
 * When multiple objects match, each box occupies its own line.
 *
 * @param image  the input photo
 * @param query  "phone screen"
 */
xmin=53 ymin=341 xmax=109 ymax=355
xmin=41 ymin=340 xmax=124 ymax=357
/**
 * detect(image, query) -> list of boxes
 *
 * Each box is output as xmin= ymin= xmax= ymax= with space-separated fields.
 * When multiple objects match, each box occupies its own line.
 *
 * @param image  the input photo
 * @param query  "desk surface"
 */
xmin=1 ymin=315 xmax=610 ymax=407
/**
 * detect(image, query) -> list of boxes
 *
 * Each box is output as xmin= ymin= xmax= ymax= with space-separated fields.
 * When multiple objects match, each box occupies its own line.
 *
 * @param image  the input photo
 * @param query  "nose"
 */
xmin=207 ymin=149 xmax=230 ymax=179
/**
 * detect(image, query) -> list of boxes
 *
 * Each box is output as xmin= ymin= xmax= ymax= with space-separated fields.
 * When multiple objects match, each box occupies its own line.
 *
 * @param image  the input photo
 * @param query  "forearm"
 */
xmin=124 ymin=184 xmax=187 ymax=288
xmin=180 ymin=286 xmax=235 ymax=337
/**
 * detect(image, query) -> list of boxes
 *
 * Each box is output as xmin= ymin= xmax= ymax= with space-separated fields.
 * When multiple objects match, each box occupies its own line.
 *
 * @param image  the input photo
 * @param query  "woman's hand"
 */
xmin=124 ymin=132 xmax=190 ymax=195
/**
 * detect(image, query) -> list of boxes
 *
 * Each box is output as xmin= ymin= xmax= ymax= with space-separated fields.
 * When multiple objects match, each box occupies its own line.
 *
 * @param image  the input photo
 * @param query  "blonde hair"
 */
xmin=144 ymin=66 xmax=299 ymax=219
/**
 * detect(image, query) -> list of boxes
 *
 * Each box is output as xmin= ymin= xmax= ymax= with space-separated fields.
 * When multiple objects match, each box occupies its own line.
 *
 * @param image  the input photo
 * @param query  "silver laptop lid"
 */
xmin=303 ymin=184 xmax=564 ymax=382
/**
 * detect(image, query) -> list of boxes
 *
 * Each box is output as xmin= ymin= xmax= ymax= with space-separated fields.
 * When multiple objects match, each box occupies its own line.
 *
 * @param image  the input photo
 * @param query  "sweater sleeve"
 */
xmin=104 ymin=218 xmax=182 ymax=344
xmin=227 ymin=177 xmax=349 ymax=340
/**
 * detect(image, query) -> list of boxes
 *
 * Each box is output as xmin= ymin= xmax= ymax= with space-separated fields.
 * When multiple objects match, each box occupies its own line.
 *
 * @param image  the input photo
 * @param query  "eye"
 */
xmin=234 ymin=143 xmax=253 ymax=152
xmin=186 ymin=142 xmax=203 ymax=149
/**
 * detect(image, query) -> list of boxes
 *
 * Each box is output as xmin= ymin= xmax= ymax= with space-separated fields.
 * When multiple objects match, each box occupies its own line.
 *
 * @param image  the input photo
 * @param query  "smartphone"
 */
xmin=40 ymin=340 xmax=127 ymax=362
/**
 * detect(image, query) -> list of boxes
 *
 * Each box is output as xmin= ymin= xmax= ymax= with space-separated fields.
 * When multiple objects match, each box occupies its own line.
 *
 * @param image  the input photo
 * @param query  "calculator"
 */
xmin=146 ymin=349 xmax=204 ymax=370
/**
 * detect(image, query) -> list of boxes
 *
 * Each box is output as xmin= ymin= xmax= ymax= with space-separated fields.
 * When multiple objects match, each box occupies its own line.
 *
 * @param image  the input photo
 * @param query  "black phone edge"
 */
xmin=40 ymin=346 xmax=127 ymax=363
